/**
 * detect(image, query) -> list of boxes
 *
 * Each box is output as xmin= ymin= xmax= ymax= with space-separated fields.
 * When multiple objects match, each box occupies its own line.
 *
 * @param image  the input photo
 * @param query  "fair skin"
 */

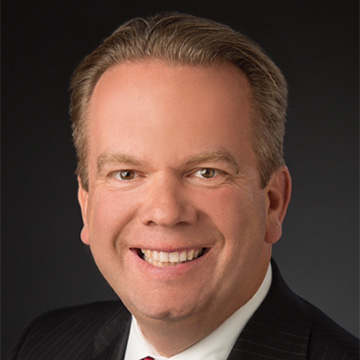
xmin=78 ymin=60 xmax=291 ymax=356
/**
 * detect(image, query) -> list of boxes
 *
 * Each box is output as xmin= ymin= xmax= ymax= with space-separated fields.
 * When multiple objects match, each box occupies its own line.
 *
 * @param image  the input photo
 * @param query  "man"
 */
xmin=7 ymin=12 xmax=358 ymax=360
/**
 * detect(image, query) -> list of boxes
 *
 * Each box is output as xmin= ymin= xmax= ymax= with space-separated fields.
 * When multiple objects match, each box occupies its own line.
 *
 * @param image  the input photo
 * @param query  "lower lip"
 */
xmin=130 ymin=249 xmax=209 ymax=277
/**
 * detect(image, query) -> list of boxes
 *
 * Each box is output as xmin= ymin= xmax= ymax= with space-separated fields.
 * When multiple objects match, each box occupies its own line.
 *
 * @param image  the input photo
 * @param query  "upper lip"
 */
xmin=133 ymin=246 xmax=205 ymax=251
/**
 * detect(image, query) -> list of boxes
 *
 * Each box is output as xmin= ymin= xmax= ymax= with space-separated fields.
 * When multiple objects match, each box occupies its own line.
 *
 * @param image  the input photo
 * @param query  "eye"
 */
xmin=195 ymin=168 xmax=218 ymax=179
xmin=113 ymin=170 xmax=137 ymax=181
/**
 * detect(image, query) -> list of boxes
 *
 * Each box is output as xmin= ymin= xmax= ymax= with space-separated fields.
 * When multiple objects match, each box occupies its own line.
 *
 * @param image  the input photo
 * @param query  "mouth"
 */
xmin=137 ymin=248 xmax=206 ymax=267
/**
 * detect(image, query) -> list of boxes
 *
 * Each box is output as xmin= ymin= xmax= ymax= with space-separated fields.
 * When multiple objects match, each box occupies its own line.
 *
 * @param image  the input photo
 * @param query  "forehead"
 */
xmin=87 ymin=60 xmax=256 ymax=166
xmin=90 ymin=59 xmax=253 ymax=115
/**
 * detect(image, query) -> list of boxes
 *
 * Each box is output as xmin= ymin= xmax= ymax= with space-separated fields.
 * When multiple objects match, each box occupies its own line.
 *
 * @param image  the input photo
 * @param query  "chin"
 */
xmin=129 ymin=300 xmax=201 ymax=323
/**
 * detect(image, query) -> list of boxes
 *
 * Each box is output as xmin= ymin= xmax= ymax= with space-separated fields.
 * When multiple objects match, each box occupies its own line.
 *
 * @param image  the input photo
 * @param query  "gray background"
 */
xmin=3 ymin=0 xmax=358 ymax=357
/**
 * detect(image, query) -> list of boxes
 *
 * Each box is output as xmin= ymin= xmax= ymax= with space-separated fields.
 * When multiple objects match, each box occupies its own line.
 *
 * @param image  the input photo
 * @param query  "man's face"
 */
xmin=78 ymin=60 xmax=288 ymax=328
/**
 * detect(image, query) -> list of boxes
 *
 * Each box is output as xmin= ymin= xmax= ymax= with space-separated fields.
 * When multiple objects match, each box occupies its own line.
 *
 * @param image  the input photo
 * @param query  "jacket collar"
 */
xmin=227 ymin=260 xmax=311 ymax=359
xmin=92 ymin=303 xmax=131 ymax=360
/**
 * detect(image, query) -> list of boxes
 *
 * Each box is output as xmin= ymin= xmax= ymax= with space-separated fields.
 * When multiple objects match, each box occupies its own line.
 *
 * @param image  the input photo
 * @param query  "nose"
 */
xmin=140 ymin=173 xmax=197 ymax=227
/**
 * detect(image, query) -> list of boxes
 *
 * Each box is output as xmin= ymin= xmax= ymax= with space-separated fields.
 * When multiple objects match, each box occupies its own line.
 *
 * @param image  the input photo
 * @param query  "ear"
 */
xmin=264 ymin=166 xmax=292 ymax=245
xmin=77 ymin=176 xmax=90 ymax=245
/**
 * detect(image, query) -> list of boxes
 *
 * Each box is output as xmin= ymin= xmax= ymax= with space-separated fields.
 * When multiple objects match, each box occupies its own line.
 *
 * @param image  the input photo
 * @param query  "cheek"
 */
xmin=85 ymin=191 xmax=136 ymax=286
xmin=206 ymin=188 xmax=268 ymax=280
xmin=205 ymin=187 xmax=267 ymax=241
xmin=86 ymin=189 xmax=138 ymax=246
xmin=211 ymin=189 xmax=268 ymax=280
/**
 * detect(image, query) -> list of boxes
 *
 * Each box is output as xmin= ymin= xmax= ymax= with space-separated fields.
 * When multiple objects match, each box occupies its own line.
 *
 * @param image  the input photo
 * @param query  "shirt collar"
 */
xmin=125 ymin=263 xmax=272 ymax=360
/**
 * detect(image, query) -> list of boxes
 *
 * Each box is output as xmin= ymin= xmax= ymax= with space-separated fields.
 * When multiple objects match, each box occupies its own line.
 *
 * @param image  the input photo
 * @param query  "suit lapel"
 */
xmin=92 ymin=303 xmax=131 ymax=360
xmin=227 ymin=260 xmax=311 ymax=359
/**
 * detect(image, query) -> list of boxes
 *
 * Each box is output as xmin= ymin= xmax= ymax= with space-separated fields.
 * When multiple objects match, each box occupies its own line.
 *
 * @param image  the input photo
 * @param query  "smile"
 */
xmin=140 ymin=248 xmax=205 ymax=267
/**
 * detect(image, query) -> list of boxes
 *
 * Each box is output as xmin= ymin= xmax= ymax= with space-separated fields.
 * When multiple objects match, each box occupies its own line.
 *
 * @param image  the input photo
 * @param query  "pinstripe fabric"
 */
xmin=227 ymin=261 xmax=359 ymax=360
xmin=6 ymin=301 xmax=131 ymax=360
xmin=7 ymin=261 xmax=359 ymax=359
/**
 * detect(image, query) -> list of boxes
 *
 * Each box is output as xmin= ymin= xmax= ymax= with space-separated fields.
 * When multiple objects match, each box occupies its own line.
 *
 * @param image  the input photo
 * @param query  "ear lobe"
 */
xmin=264 ymin=166 xmax=292 ymax=244
xmin=77 ymin=177 xmax=90 ymax=245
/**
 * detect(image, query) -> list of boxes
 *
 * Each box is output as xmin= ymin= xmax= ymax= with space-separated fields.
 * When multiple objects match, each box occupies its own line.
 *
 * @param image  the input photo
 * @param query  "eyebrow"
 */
xmin=97 ymin=150 xmax=241 ymax=174
xmin=97 ymin=153 xmax=142 ymax=174
xmin=184 ymin=150 xmax=241 ymax=174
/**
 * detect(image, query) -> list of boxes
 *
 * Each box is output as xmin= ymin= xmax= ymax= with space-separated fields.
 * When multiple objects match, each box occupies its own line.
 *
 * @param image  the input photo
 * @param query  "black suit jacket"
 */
xmin=7 ymin=261 xmax=359 ymax=359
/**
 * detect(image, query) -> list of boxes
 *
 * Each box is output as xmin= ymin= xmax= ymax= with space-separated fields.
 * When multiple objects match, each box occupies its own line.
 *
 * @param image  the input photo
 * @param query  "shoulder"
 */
xmin=262 ymin=260 xmax=359 ymax=359
xmin=6 ymin=301 xmax=130 ymax=360
xmin=306 ymin=301 xmax=359 ymax=359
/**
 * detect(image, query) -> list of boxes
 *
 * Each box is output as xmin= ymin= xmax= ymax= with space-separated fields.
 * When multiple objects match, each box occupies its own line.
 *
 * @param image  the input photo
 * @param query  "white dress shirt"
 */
xmin=124 ymin=263 xmax=272 ymax=360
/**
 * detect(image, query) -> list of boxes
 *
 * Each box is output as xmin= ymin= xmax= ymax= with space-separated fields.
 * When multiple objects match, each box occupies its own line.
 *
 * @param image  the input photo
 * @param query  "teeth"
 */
xmin=180 ymin=251 xmax=187 ymax=262
xmin=169 ymin=252 xmax=179 ymax=263
xmin=159 ymin=251 xmax=169 ymax=262
xmin=187 ymin=249 xmax=194 ymax=261
xmin=141 ymin=248 xmax=204 ymax=267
